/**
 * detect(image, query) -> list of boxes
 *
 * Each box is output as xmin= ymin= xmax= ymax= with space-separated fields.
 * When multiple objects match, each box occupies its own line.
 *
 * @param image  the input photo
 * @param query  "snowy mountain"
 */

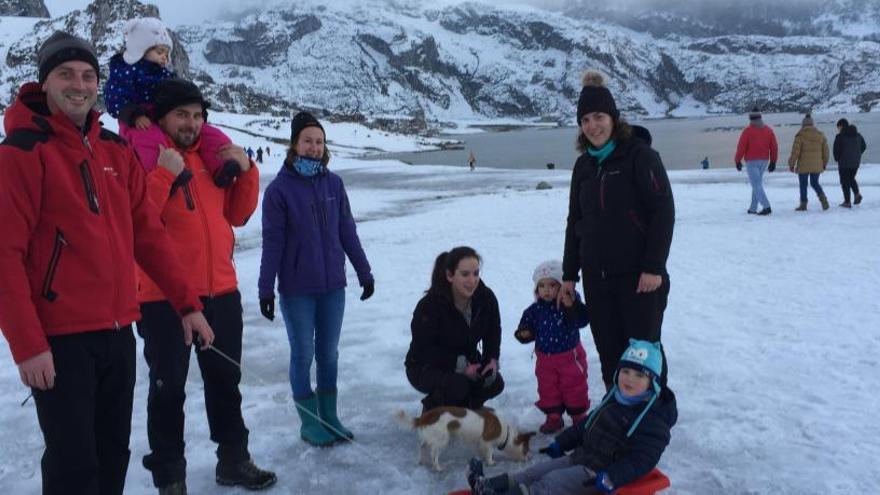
xmin=563 ymin=0 xmax=880 ymax=40
xmin=1 ymin=0 xmax=879 ymax=126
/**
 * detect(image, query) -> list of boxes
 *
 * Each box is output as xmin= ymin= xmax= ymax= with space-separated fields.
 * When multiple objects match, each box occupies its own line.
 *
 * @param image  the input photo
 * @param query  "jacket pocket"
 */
xmin=42 ymin=229 xmax=68 ymax=302
xmin=79 ymin=161 xmax=100 ymax=214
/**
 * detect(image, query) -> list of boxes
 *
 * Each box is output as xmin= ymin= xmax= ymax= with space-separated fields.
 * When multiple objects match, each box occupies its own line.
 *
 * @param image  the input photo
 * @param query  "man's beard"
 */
xmin=172 ymin=128 xmax=198 ymax=148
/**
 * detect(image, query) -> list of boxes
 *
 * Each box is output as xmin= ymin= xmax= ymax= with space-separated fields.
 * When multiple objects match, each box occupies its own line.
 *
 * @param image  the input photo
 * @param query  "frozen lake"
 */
xmin=370 ymin=112 xmax=880 ymax=171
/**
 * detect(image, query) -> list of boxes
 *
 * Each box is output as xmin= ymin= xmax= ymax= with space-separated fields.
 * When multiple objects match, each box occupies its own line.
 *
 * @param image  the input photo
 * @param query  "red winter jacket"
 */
xmin=137 ymin=136 xmax=259 ymax=301
xmin=0 ymin=83 xmax=202 ymax=364
xmin=735 ymin=124 xmax=778 ymax=164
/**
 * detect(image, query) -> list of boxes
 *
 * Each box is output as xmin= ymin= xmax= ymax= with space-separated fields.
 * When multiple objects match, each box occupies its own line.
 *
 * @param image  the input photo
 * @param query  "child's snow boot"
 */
xmin=539 ymin=414 xmax=563 ymax=434
xmin=474 ymin=474 xmax=525 ymax=495
xmin=468 ymin=457 xmax=484 ymax=490
xmin=294 ymin=395 xmax=336 ymax=446
xmin=317 ymin=390 xmax=354 ymax=441
xmin=818 ymin=193 xmax=830 ymax=210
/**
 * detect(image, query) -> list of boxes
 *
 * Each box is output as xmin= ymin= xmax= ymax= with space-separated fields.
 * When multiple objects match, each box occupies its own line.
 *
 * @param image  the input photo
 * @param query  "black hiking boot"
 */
xmin=757 ymin=207 xmax=772 ymax=216
xmin=158 ymin=481 xmax=187 ymax=495
xmin=216 ymin=459 xmax=277 ymax=490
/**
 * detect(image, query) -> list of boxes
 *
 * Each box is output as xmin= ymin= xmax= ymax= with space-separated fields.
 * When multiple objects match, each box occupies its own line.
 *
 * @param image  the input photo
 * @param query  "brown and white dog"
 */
xmin=395 ymin=406 xmax=536 ymax=472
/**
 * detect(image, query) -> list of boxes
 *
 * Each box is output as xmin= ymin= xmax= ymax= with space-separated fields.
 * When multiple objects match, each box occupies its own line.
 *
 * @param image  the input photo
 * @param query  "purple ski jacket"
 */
xmin=258 ymin=164 xmax=372 ymax=297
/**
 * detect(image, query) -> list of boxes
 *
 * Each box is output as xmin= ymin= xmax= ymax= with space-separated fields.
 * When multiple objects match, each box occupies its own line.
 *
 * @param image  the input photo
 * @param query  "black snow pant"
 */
xmin=406 ymin=364 xmax=504 ymax=412
xmin=839 ymin=167 xmax=860 ymax=203
xmin=584 ymin=273 xmax=670 ymax=391
xmin=33 ymin=326 xmax=136 ymax=495
xmin=137 ymin=290 xmax=250 ymax=488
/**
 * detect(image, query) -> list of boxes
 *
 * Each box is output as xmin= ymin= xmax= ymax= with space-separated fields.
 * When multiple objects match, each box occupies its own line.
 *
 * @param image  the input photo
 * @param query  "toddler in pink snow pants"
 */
xmin=103 ymin=17 xmax=239 ymax=185
xmin=515 ymin=260 xmax=591 ymax=434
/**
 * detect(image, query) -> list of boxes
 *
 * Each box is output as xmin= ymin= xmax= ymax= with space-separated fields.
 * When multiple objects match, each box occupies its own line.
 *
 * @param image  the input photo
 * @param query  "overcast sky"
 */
xmin=43 ymin=0 xmax=569 ymax=28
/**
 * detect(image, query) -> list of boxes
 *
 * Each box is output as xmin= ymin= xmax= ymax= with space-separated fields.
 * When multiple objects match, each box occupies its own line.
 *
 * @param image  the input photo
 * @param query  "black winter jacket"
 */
xmin=556 ymin=387 xmax=677 ymax=489
xmin=833 ymin=125 xmax=867 ymax=169
xmin=563 ymin=138 xmax=674 ymax=282
xmin=405 ymin=281 xmax=502 ymax=372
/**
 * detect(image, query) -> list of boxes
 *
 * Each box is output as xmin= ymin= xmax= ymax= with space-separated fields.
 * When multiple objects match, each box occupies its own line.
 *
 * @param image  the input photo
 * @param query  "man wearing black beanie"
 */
xmin=138 ymin=77 xmax=277 ymax=492
xmin=0 ymin=31 xmax=214 ymax=495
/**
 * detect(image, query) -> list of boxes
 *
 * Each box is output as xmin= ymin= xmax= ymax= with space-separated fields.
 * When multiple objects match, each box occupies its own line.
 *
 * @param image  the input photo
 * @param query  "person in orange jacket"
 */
xmin=0 ymin=32 xmax=213 ymax=495
xmin=134 ymin=79 xmax=276 ymax=493
xmin=734 ymin=107 xmax=778 ymax=215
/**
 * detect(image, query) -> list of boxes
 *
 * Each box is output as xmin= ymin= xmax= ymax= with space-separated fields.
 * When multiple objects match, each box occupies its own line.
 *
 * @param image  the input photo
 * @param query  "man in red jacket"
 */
xmin=135 ymin=78 xmax=276 ymax=493
xmin=0 ymin=32 xmax=214 ymax=495
xmin=735 ymin=107 xmax=778 ymax=215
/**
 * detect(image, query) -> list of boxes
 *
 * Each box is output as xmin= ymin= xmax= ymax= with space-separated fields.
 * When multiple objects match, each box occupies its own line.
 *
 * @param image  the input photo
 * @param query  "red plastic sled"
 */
xmin=448 ymin=468 xmax=670 ymax=495
xmin=615 ymin=468 xmax=671 ymax=495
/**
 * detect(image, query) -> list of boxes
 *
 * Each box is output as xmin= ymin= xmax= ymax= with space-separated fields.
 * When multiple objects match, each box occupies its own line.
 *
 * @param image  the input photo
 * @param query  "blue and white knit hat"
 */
xmin=618 ymin=338 xmax=663 ymax=392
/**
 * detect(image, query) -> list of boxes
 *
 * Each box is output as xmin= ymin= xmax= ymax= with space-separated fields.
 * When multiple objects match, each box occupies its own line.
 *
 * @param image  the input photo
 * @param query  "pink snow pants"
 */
xmin=535 ymin=341 xmax=590 ymax=417
xmin=120 ymin=121 xmax=231 ymax=173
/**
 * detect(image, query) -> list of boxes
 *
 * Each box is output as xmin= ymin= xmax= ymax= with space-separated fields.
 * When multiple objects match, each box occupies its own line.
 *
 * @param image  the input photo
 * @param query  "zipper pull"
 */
xmin=82 ymin=135 xmax=95 ymax=157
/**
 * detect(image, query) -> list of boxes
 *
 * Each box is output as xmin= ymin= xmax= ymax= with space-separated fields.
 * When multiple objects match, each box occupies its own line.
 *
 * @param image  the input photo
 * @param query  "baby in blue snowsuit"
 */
xmin=469 ymin=339 xmax=677 ymax=495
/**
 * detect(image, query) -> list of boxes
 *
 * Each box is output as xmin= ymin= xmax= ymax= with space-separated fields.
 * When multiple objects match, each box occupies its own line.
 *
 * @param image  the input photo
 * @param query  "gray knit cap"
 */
xmin=37 ymin=31 xmax=100 ymax=83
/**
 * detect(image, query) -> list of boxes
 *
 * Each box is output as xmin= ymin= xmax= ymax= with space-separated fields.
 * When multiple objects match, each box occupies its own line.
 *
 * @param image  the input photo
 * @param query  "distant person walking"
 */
xmin=833 ymin=118 xmax=867 ymax=208
xmin=788 ymin=114 xmax=829 ymax=211
xmin=735 ymin=108 xmax=778 ymax=215
xmin=246 ymin=146 xmax=254 ymax=160
xmin=468 ymin=150 xmax=476 ymax=171
xmin=266 ymin=145 xmax=271 ymax=156
xmin=256 ymin=146 xmax=264 ymax=163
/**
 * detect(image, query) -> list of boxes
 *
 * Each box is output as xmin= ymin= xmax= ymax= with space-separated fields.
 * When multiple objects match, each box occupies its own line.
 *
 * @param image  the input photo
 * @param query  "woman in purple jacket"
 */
xmin=258 ymin=112 xmax=374 ymax=447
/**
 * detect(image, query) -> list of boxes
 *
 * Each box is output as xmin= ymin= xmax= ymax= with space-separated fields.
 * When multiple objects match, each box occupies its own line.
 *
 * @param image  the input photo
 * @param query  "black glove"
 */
xmin=213 ymin=160 xmax=242 ymax=188
xmin=538 ymin=441 xmax=564 ymax=458
xmin=259 ymin=297 xmax=274 ymax=321
xmin=768 ymin=161 xmax=776 ymax=172
xmin=360 ymin=281 xmax=374 ymax=301
xmin=735 ymin=162 xmax=742 ymax=172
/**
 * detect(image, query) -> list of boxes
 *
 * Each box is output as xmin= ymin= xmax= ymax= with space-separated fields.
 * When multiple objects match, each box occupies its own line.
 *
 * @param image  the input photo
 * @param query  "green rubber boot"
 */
xmin=317 ymin=390 xmax=354 ymax=441
xmin=294 ymin=395 xmax=336 ymax=446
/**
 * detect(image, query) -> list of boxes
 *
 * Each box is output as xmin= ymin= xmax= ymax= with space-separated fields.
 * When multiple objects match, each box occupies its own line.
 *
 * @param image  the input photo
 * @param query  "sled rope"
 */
xmin=207 ymin=344 xmax=419 ymax=489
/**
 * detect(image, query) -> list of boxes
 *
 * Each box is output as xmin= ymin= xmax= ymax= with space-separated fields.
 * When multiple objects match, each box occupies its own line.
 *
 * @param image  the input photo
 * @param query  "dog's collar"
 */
xmin=497 ymin=424 xmax=511 ymax=451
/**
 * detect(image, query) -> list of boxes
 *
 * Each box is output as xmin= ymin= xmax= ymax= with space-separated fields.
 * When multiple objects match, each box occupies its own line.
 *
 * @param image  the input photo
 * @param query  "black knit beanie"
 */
xmin=152 ymin=78 xmax=210 ymax=121
xmin=290 ymin=111 xmax=325 ymax=144
xmin=748 ymin=107 xmax=762 ymax=120
xmin=576 ymin=71 xmax=619 ymax=124
xmin=37 ymin=31 xmax=100 ymax=83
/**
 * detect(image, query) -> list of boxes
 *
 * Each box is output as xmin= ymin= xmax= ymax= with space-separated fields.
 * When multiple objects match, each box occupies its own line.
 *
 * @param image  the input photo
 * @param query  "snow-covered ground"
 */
xmin=1 ymin=121 xmax=879 ymax=495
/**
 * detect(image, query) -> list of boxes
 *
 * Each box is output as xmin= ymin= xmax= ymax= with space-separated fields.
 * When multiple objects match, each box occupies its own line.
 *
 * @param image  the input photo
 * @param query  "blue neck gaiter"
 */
xmin=614 ymin=387 xmax=653 ymax=406
xmin=293 ymin=156 xmax=322 ymax=177
xmin=587 ymin=139 xmax=617 ymax=165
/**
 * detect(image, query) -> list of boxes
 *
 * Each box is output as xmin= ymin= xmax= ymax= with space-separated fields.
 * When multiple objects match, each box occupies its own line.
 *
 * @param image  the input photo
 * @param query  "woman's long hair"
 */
xmin=427 ymin=246 xmax=481 ymax=299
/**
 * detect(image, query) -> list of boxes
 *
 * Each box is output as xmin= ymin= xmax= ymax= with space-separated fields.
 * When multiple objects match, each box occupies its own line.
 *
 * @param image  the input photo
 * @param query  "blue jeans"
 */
xmin=798 ymin=173 xmax=824 ymax=202
xmin=279 ymin=289 xmax=346 ymax=399
xmin=746 ymin=160 xmax=770 ymax=211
